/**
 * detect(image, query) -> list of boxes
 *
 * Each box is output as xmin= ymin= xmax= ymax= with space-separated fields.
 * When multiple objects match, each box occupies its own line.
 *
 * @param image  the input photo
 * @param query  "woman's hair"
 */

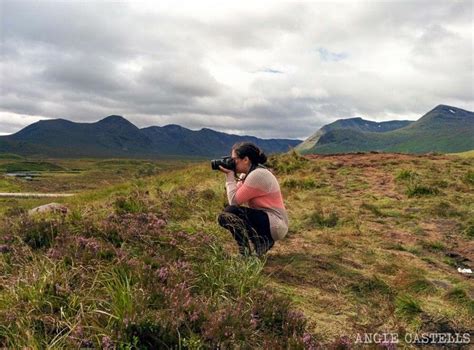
xmin=232 ymin=142 xmax=267 ymax=165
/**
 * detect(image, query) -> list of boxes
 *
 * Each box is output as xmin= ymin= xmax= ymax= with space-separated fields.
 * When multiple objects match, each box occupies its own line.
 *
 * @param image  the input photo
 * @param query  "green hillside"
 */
xmin=301 ymin=105 xmax=474 ymax=154
xmin=0 ymin=152 xmax=473 ymax=348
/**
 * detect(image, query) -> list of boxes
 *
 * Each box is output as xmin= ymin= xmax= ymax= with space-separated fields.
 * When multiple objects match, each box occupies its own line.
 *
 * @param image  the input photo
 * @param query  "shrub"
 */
xmin=1 ymin=199 xmax=317 ymax=349
xmin=250 ymin=289 xmax=307 ymax=338
xmin=18 ymin=217 xmax=64 ymax=250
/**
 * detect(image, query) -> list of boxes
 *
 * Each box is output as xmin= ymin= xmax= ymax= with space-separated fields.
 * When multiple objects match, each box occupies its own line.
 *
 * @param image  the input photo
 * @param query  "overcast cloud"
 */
xmin=0 ymin=0 xmax=472 ymax=139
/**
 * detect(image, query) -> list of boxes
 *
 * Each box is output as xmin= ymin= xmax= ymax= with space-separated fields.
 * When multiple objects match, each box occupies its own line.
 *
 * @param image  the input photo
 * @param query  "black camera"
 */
xmin=211 ymin=156 xmax=236 ymax=171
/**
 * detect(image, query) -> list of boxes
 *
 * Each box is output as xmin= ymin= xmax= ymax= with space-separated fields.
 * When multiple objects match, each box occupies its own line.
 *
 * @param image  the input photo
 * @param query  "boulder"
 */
xmin=28 ymin=202 xmax=68 ymax=216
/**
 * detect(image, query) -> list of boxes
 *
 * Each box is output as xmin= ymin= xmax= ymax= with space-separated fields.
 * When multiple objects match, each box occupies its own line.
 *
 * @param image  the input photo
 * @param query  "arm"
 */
xmin=225 ymin=172 xmax=266 ymax=205
xmin=225 ymin=172 xmax=240 ymax=205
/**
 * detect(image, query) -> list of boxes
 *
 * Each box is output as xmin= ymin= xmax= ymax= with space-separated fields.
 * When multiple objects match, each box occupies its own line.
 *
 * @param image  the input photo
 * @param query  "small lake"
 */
xmin=5 ymin=172 xmax=41 ymax=180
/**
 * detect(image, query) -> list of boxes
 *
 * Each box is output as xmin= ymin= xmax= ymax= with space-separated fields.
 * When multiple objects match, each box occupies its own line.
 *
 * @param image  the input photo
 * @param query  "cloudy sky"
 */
xmin=0 ymin=0 xmax=472 ymax=139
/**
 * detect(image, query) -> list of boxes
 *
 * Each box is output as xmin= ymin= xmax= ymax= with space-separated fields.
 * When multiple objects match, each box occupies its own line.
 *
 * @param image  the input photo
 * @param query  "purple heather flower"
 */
xmin=157 ymin=267 xmax=169 ymax=281
xmin=101 ymin=335 xmax=114 ymax=350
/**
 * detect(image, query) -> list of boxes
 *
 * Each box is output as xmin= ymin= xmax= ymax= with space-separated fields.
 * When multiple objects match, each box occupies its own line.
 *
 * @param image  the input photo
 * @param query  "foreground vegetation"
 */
xmin=0 ymin=151 xmax=473 ymax=348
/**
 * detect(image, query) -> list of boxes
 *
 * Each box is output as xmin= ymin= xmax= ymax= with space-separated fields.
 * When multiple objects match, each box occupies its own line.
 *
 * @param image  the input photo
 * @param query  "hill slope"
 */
xmin=299 ymin=105 xmax=473 ymax=154
xmin=0 ymin=116 xmax=301 ymax=158
xmin=296 ymin=118 xmax=413 ymax=153
xmin=0 ymin=152 xmax=472 ymax=347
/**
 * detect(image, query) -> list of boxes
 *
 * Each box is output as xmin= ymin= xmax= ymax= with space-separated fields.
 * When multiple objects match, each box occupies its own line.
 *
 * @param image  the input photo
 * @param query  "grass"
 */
xmin=0 ymin=161 xmax=65 ymax=172
xmin=1 ymin=151 xmax=473 ymax=347
xmin=304 ymin=209 xmax=339 ymax=228
xmin=395 ymin=294 xmax=423 ymax=320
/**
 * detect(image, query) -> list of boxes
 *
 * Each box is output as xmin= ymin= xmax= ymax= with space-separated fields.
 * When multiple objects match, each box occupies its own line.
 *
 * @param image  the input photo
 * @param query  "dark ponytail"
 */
xmin=232 ymin=142 xmax=267 ymax=165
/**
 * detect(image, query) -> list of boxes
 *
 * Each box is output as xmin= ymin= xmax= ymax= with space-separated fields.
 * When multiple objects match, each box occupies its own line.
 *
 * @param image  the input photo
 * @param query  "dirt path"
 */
xmin=0 ymin=192 xmax=74 ymax=198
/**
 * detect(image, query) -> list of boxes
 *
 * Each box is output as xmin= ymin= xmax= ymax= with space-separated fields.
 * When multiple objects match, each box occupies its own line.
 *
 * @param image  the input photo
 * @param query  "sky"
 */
xmin=0 ymin=0 xmax=473 ymax=139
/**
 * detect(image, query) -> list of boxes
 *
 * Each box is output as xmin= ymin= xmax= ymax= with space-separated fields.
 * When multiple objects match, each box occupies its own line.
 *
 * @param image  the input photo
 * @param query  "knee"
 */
xmin=217 ymin=206 xmax=240 ymax=227
xmin=218 ymin=211 xmax=233 ymax=227
xmin=223 ymin=205 xmax=241 ymax=215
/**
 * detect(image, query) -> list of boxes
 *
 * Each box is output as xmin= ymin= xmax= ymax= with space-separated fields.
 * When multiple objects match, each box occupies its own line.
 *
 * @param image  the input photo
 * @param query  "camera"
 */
xmin=211 ymin=156 xmax=236 ymax=171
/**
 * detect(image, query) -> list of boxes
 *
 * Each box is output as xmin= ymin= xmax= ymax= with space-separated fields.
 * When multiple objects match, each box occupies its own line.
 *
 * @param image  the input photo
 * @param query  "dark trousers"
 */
xmin=218 ymin=205 xmax=274 ymax=256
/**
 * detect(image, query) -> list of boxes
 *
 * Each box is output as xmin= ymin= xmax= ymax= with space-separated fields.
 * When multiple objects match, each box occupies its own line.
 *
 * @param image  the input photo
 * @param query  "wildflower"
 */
xmin=46 ymin=248 xmax=62 ymax=259
xmin=80 ymin=339 xmax=94 ymax=348
xmin=190 ymin=311 xmax=199 ymax=322
xmin=0 ymin=244 xmax=10 ymax=253
xmin=302 ymin=332 xmax=319 ymax=350
xmin=157 ymin=267 xmax=169 ymax=281
xmin=101 ymin=335 xmax=114 ymax=350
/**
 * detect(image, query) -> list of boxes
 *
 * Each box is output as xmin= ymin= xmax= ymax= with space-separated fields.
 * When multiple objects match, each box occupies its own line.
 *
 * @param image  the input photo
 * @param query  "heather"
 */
xmin=1 ymin=152 xmax=473 ymax=348
xmin=0 ymin=208 xmax=322 ymax=348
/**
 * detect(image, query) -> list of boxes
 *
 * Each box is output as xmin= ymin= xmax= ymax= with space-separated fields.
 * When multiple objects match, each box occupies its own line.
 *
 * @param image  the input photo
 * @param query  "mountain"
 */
xmin=0 ymin=116 xmax=300 ymax=158
xmin=296 ymin=118 xmax=413 ymax=153
xmin=298 ymin=105 xmax=474 ymax=154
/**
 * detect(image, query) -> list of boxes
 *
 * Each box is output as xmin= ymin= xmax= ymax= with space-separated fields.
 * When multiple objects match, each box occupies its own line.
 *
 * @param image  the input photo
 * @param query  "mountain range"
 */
xmin=296 ymin=105 xmax=474 ymax=154
xmin=0 ymin=104 xmax=472 ymax=158
xmin=0 ymin=116 xmax=300 ymax=158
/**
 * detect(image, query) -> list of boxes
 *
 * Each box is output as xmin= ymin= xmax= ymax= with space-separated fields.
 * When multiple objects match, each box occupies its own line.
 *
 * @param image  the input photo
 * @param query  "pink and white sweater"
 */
xmin=225 ymin=167 xmax=289 ymax=241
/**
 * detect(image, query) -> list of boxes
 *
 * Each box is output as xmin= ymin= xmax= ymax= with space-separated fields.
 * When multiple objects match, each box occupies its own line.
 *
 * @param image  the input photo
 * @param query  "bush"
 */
xmin=18 ymin=217 xmax=64 ymax=249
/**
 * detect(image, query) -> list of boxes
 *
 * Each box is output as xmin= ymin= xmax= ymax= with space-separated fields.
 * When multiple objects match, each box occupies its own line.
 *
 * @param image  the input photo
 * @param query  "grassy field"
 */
xmin=0 ymin=157 xmax=193 ymax=216
xmin=0 ymin=152 xmax=472 ymax=348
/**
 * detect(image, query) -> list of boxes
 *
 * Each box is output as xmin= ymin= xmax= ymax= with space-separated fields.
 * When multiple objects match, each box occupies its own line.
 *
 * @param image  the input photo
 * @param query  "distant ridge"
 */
xmin=0 ymin=116 xmax=300 ymax=158
xmin=297 ymin=105 xmax=474 ymax=154
xmin=296 ymin=118 xmax=413 ymax=153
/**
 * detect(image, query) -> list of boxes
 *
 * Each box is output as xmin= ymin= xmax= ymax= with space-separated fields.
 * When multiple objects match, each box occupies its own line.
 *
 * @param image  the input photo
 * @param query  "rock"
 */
xmin=28 ymin=202 xmax=68 ymax=216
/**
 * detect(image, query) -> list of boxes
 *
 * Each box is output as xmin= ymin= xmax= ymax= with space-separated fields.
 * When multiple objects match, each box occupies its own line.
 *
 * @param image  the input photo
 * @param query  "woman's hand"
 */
xmin=218 ymin=165 xmax=233 ymax=174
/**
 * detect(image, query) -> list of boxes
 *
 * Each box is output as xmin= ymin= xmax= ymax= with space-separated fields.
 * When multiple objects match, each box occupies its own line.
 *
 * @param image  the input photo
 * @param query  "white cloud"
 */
xmin=0 ymin=0 xmax=472 ymax=139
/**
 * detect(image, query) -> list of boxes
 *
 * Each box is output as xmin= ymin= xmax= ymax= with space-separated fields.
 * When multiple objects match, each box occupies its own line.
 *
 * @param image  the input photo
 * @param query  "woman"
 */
xmin=217 ymin=142 xmax=288 ymax=256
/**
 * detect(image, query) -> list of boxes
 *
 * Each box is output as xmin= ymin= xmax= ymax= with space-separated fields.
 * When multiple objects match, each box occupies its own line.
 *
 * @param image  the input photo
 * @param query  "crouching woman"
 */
xmin=217 ymin=142 xmax=288 ymax=256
